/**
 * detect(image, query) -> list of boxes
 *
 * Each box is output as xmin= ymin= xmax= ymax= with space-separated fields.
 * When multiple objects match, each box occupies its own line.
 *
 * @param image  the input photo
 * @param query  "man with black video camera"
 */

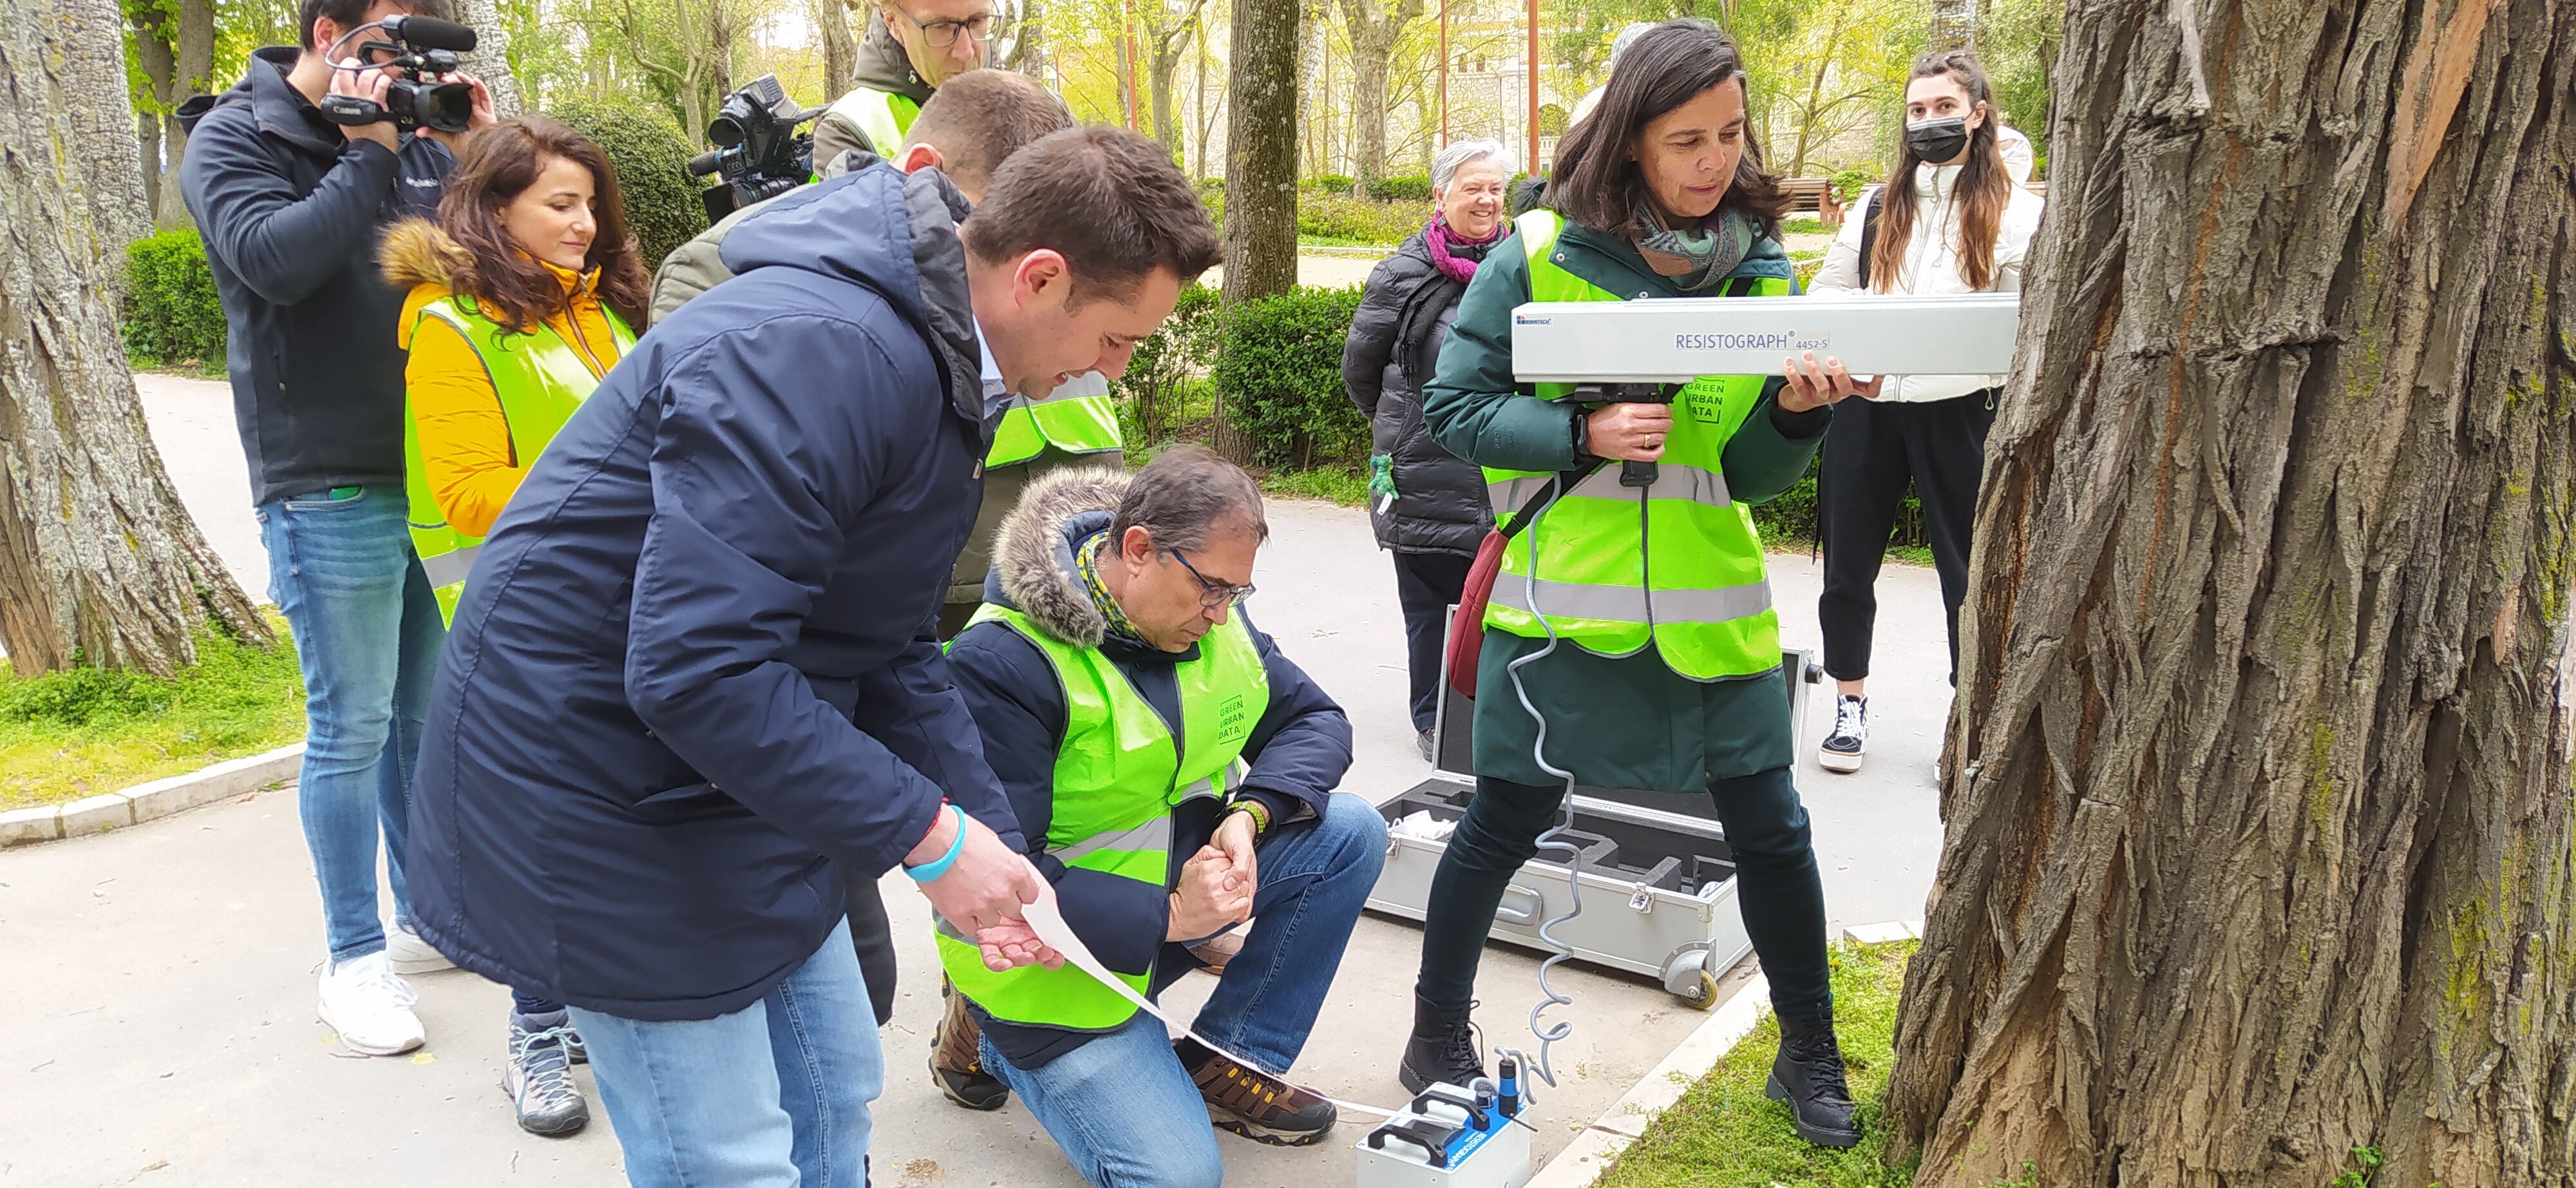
xmin=176 ymin=0 xmax=495 ymax=1059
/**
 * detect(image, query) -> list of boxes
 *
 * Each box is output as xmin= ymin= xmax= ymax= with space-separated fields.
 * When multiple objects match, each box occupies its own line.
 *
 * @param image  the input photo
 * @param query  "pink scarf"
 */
xmin=1425 ymin=215 xmax=1502 ymax=283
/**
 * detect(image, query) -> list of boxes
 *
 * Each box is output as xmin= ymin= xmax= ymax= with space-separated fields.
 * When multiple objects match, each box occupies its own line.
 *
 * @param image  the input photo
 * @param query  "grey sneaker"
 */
xmin=506 ymin=1011 xmax=591 ymax=1137
xmin=1818 ymin=696 xmax=1867 ymax=774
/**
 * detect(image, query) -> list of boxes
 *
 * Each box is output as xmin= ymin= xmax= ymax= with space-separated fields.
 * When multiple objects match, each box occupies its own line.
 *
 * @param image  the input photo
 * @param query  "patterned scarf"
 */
xmin=1074 ymin=531 xmax=1148 ymax=649
xmin=1630 ymin=202 xmax=1755 ymax=293
xmin=1425 ymin=215 xmax=1502 ymax=284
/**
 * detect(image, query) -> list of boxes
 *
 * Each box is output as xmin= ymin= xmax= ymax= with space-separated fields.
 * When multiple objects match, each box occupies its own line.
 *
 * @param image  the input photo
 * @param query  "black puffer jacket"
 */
xmin=1343 ymin=226 xmax=1500 ymax=556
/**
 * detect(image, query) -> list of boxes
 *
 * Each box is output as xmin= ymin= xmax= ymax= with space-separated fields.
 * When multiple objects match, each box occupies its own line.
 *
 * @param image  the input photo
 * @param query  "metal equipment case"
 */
xmin=1367 ymin=644 xmax=1819 ymax=1008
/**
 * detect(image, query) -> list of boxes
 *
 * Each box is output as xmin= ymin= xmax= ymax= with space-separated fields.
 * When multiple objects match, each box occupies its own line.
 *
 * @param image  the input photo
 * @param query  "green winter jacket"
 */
xmin=1421 ymin=213 xmax=1830 ymax=792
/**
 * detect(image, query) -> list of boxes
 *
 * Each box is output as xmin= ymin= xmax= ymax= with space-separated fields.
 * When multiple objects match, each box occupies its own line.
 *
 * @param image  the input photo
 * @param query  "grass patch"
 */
xmin=131 ymin=357 xmax=230 ymax=380
xmin=1596 ymin=939 xmax=1919 ymax=1188
xmin=0 ymin=611 xmax=304 ymax=811
xmin=1298 ymin=235 xmax=1397 ymax=250
xmin=1782 ymin=215 xmax=1833 ymax=236
xmin=1262 ymin=465 xmax=1368 ymax=508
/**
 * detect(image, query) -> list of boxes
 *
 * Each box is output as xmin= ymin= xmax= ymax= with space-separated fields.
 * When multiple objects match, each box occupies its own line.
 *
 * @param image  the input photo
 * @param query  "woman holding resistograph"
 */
xmin=1806 ymin=51 xmax=2045 ymax=776
xmin=1398 ymin=19 xmax=1879 ymax=1150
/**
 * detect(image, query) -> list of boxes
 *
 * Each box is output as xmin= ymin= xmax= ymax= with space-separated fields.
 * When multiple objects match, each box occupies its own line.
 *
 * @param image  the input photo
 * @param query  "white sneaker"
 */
xmin=386 ymin=922 xmax=455 ymax=975
xmin=319 ymin=951 xmax=426 ymax=1055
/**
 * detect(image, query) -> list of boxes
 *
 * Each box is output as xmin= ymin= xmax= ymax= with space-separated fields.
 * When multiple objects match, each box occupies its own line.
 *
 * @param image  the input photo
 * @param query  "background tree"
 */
xmin=128 ymin=0 xmax=215 ymax=229
xmin=1888 ymin=1 xmax=2576 ymax=1186
xmin=1217 ymin=0 xmax=1298 ymax=459
xmin=814 ymin=0 xmax=857 ymax=95
xmin=1923 ymin=0 xmax=1969 ymax=52
xmin=451 ymin=0 xmax=526 ymax=115
xmin=1 ymin=0 xmax=274 ymax=675
xmin=1335 ymin=0 xmax=1423 ymax=189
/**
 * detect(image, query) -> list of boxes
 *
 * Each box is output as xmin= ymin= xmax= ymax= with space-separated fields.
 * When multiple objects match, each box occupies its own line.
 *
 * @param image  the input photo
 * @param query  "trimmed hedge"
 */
xmin=1298 ymin=192 xmax=1425 ymax=246
xmin=547 ymin=98 xmax=708 ymax=272
xmin=1368 ymin=174 xmax=1434 ymax=202
xmin=1112 ymin=283 xmax=1223 ymax=441
xmin=124 ymin=229 xmax=226 ymax=367
xmin=1209 ymin=286 xmax=1368 ymax=469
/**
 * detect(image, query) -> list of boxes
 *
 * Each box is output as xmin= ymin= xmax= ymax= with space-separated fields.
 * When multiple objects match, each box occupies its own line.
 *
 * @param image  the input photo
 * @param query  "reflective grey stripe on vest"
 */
xmin=1486 ymin=462 xmax=1732 ymax=519
xmin=1051 ymin=814 xmax=1174 ymax=864
xmin=1492 ymin=573 xmax=1772 ymax=624
xmin=419 ymin=543 xmax=479 ymax=589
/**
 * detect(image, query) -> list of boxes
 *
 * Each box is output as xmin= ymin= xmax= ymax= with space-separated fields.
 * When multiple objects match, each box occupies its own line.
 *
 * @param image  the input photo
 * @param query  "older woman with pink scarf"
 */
xmin=1342 ymin=139 xmax=1519 ymax=760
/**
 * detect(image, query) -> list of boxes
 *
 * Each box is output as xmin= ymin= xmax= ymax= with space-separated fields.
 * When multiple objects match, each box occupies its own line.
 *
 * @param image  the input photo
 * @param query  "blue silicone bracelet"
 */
xmin=905 ymin=805 xmax=968 ymax=883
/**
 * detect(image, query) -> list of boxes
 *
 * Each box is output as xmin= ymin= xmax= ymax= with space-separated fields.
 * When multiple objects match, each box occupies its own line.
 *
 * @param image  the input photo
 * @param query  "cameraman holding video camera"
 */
xmin=176 ymin=0 xmax=494 ymax=1058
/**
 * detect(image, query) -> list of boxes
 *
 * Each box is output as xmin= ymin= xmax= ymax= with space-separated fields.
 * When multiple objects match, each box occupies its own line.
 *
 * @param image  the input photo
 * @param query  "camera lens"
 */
xmin=422 ymin=81 xmax=473 ymax=133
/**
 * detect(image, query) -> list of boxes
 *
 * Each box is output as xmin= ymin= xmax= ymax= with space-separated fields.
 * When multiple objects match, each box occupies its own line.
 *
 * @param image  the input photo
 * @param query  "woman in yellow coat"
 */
xmin=379 ymin=115 xmax=649 ymax=1138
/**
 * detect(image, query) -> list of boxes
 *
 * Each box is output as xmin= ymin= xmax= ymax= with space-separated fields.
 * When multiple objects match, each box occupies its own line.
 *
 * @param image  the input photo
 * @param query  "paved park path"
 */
xmin=0 ymin=373 xmax=1948 ymax=1187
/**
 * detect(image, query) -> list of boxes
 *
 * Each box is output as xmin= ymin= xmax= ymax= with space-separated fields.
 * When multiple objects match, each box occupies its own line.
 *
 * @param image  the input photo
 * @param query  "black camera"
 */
xmin=687 ymin=75 xmax=819 ymax=221
xmin=319 ymin=14 xmax=479 ymax=135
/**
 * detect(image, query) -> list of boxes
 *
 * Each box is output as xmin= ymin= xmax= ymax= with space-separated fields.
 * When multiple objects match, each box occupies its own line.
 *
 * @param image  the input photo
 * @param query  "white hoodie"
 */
xmin=1807 ymin=160 xmax=2047 ymax=403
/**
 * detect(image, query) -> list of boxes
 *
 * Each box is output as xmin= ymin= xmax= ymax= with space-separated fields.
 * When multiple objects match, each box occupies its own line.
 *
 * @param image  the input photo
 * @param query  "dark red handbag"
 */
xmin=1445 ymin=461 xmax=1604 ymax=697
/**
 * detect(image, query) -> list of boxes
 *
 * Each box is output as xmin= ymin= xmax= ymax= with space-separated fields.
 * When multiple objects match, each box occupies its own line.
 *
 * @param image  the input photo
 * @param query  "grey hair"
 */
xmin=1108 ymin=446 xmax=1268 ymax=555
xmin=1608 ymin=21 xmax=1659 ymax=70
xmin=1432 ymin=139 xmax=1517 ymax=193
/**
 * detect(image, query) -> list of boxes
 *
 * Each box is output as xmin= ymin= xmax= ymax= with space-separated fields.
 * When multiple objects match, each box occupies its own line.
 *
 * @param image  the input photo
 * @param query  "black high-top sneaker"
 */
xmin=1398 ymin=994 xmax=1486 ymax=1093
xmin=1765 ymin=1010 xmax=1859 ymax=1147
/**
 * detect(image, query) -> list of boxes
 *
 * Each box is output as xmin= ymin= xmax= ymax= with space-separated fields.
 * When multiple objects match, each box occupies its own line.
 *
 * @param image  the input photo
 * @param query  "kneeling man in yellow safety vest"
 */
xmin=932 ymin=448 xmax=1387 ymax=1184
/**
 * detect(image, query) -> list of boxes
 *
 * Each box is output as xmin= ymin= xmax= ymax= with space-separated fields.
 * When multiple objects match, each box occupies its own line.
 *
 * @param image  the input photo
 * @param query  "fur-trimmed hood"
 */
xmin=380 ymin=216 xmax=468 ymax=294
xmin=989 ymin=465 xmax=1131 ymax=649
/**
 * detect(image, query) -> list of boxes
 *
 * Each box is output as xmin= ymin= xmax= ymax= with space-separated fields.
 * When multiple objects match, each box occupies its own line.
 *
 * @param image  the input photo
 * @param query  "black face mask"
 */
xmin=1906 ymin=116 xmax=1971 ymax=166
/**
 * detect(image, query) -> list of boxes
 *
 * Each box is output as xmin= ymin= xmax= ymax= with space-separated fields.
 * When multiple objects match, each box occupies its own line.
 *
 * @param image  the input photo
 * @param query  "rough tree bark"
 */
xmin=815 ymin=0 xmax=857 ymax=97
xmin=1217 ymin=0 xmax=1298 ymax=463
xmin=1887 ymin=2 xmax=2576 ymax=1187
xmin=62 ymin=0 xmax=151 ymax=255
xmin=450 ymin=0 xmax=524 ymax=116
xmin=1 ymin=0 xmax=276 ymax=675
xmin=1004 ymin=0 xmax=1046 ymax=75
xmin=1335 ymin=0 xmax=1422 ymax=189
xmin=1927 ymin=0 xmax=1976 ymax=53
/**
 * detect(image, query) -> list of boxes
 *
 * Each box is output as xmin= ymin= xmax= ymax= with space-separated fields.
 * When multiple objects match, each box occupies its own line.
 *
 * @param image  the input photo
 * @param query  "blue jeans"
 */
xmin=982 ymin=792 xmax=1388 ymax=1188
xmin=567 ymin=919 xmax=879 ymax=1188
xmin=256 ymin=486 xmax=445 ymax=964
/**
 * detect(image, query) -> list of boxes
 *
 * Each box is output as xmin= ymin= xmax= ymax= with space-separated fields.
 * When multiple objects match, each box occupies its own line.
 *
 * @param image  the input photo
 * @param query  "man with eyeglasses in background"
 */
xmin=933 ymin=449 xmax=1381 ymax=1176
xmin=813 ymin=0 xmax=999 ymax=166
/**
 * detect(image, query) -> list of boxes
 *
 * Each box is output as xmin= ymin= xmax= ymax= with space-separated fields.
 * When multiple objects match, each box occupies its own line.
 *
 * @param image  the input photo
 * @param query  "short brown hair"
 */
xmin=902 ymin=70 xmax=1074 ymax=196
xmin=437 ymin=117 xmax=650 ymax=334
xmin=1110 ymin=446 xmax=1268 ymax=554
xmin=960 ymin=127 xmax=1221 ymax=303
xmin=1548 ymin=19 xmax=1784 ymax=242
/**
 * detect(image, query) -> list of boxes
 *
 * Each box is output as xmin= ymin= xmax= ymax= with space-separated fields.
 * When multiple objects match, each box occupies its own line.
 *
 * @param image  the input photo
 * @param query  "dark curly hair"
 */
xmin=437 ymin=117 xmax=650 ymax=336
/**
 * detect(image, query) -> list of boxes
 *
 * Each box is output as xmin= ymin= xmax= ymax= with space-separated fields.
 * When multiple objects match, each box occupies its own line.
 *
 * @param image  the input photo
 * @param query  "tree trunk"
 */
xmin=1886 ymin=3 xmax=2576 ymax=1187
xmin=1336 ymin=0 xmax=1421 ymax=189
xmin=816 ymin=0 xmax=857 ymax=97
xmin=1927 ymin=0 xmax=1975 ymax=53
xmin=450 ymin=0 xmax=524 ymax=116
xmin=131 ymin=0 xmax=178 ymax=224
xmin=1147 ymin=2 xmax=1206 ymax=163
xmin=160 ymin=0 xmax=214 ymax=230
xmin=1218 ymin=0 xmax=1298 ymax=463
xmin=64 ymin=0 xmax=150 ymax=255
xmin=1192 ymin=15 xmax=1213 ymax=177
xmin=1006 ymin=0 xmax=1046 ymax=75
xmin=0 ymin=0 xmax=275 ymax=675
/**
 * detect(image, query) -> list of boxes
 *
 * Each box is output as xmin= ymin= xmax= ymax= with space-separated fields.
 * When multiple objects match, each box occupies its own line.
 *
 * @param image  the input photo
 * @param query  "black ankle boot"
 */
xmin=1765 ymin=1010 xmax=1859 ymax=1148
xmin=1399 ymin=994 xmax=1486 ymax=1093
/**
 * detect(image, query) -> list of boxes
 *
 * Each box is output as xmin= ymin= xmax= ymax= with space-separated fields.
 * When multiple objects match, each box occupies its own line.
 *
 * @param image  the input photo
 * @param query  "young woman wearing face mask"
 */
xmin=1401 ymin=19 xmax=1878 ymax=1150
xmin=378 ymin=115 xmax=650 ymax=1138
xmin=1804 ymin=51 xmax=2045 ymax=776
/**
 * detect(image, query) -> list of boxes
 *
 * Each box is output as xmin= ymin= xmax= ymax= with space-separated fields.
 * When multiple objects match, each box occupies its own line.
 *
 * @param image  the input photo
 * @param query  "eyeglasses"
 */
xmin=889 ymin=6 xmax=1000 ymax=48
xmin=1166 ymin=548 xmax=1255 ymax=609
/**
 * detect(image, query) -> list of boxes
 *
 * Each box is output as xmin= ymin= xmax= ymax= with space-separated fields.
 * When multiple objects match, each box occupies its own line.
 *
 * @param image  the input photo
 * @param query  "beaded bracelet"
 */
xmin=1229 ymin=796 xmax=1271 ymax=836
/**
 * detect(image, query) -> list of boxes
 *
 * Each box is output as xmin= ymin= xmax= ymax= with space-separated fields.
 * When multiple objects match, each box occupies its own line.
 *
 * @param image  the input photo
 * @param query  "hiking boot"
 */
xmin=1764 ymin=1010 xmax=1859 ymax=1148
xmin=1819 ymin=695 xmax=1868 ymax=773
xmin=505 ymin=1010 xmax=591 ymax=1136
xmin=929 ymin=982 xmax=1009 ymax=1111
xmin=1177 ymin=1039 xmax=1336 ymax=1146
xmin=1398 ymin=993 xmax=1486 ymax=1094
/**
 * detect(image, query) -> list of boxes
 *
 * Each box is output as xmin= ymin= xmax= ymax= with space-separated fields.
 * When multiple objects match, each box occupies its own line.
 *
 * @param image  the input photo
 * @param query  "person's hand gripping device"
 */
xmin=1573 ymin=383 xmax=1680 ymax=487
